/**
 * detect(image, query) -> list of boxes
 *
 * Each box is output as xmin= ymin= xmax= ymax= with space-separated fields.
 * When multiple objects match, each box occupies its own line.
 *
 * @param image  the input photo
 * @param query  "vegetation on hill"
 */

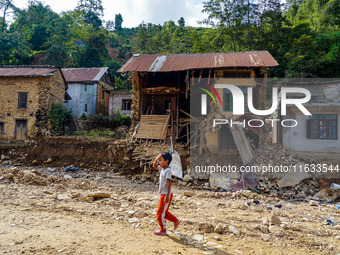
xmin=0 ymin=0 xmax=339 ymax=79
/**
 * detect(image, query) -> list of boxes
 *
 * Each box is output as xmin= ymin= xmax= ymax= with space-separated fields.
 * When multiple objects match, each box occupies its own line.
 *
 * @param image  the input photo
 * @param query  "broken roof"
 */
xmin=62 ymin=67 xmax=109 ymax=83
xmin=118 ymin=51 xmax=278 ymax=73
xmin=0 ymin=66 xmax=59 ymax=77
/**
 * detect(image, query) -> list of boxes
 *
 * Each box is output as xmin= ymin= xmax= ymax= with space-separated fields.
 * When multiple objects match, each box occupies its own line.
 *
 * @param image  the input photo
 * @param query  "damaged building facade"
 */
xmin=0 ymin=66 xmax=67 ymax=141
xmin=118 ymin=52 xmax=278 ymax=159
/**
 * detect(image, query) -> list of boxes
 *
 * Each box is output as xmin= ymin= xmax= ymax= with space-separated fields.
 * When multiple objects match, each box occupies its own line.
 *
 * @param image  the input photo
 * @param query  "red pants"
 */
xmin=156 ymin=193 xmax=178 ymax=232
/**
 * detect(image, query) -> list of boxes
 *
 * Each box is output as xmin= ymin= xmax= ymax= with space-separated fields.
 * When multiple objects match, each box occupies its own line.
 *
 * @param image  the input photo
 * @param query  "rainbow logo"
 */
xmin=199 ymin=84 xmax=222 ymax=107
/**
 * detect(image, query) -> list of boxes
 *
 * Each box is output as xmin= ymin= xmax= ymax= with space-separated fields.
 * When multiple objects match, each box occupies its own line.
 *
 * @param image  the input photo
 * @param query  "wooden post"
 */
xmin=208 ymin=69 xmax=211 ymax=85
xmin=186 ymin=70 xmax=189 ymax=99
xmin=176 ymin=93 xmax=179 ymax=140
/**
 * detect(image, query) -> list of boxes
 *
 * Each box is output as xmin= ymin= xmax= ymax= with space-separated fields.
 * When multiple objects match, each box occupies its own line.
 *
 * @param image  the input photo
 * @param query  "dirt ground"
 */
xmin=0 ymin=166 xmax=339 ymax=255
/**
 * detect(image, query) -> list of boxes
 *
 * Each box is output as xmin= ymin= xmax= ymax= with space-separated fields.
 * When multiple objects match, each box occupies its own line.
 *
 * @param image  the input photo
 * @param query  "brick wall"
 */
xmin=109 ymin=92 xmax=132 ymax=116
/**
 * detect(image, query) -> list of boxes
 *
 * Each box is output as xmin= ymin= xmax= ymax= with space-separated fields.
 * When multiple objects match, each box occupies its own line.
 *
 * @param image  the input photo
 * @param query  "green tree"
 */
xmin=114 ymin=13 xmax=123 ymax=32
xmin=0 ymin=33 xmax=31 ymax=64
xmin=76 ymin=0 xmax=104 ymax=28
xmin=178 ymin=17 xmax=185 ymax=26
xmin=40 ymin=43 xmax=68 ymax=67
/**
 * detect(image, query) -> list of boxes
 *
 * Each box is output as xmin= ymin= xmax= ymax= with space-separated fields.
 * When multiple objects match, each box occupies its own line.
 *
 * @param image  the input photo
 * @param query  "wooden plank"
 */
xmin=135 ymin=114 xmax=170 ymax=140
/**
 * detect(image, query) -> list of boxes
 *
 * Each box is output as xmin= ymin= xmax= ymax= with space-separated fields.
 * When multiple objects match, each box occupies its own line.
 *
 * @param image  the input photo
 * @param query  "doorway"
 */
xmin=15 ymin=119 xmax=27 ymax=140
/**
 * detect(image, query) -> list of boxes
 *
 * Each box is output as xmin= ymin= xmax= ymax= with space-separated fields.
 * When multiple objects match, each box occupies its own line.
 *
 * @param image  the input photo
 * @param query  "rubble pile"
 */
xmin=0 ymin=167 xmax=97 ymax=190
xmin=253 ymin=142 xmax=299 ymax=171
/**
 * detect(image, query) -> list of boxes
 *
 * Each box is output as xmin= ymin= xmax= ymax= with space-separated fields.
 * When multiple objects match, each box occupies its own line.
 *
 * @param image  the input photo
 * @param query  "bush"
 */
xmin=115 ymin=108 xmax=131 ymax=126
xmin=47 ymin=102 xmax=73 ymax=135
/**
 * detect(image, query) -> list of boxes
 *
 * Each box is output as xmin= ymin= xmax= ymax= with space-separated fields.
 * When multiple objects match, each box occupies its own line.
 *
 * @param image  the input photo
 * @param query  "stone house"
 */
xmin=109 ymin=89 xmax=133 ymax=116
xmin=0 ymin=66 xmax=68 ymax=141
xmin=62 ymin=68 xmax=114 ymax=117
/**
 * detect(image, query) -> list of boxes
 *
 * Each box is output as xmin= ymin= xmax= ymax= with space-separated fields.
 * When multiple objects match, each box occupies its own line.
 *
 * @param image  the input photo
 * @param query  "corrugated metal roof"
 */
xmin=118 ymin=51 xmax=278 ymax=73
xmin=62 ymin=67 xmax=108 ymax=83
xmin=0 ymin=67 xmax=59 ymax=77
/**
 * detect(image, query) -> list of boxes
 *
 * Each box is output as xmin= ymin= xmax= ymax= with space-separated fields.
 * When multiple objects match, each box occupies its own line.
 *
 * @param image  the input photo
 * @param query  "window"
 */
xmin=0 ymin=122 xmax=4 ymax=134
xmin=223 ymin=87 xmax=249 ymax=112
xmin=307 ymin=114 xmax=337 ymax=140
xmin=84 ymin=104 xmax=87 ymax=112
xmin=18 ymin=92 xmax=28 ymax=109
xmin=122 ymin=99 xmax=132 ymax=111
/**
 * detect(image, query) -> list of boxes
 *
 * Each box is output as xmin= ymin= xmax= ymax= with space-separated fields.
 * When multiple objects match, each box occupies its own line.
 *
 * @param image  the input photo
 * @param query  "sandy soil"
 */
xmin=0 ymin=167 xmax=339 ymax=255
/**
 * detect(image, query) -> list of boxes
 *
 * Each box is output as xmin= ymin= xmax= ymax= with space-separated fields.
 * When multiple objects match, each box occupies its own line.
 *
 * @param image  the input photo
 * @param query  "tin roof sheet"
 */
xmin=0 ymin=67 xmax=59 ymax=77
xmin=61 ymin=67 xmax=108 ymax=83
xmin=118 ymin=51 xmax=278 ymax=73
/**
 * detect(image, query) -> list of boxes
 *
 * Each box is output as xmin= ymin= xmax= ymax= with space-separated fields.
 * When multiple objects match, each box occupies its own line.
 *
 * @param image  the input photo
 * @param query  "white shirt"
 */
xmin=158 ymin=166 xmax=172 ymax=195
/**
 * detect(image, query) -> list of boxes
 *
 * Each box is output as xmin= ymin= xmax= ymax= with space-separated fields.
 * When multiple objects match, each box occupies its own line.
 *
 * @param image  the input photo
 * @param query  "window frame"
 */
xmin=0 ymin=122 xmax=4 ymax=134
xmin=122 ymin=99 xmax=132 ymax=111
xmin=17 ymin=92 xmax=28 ymax=109
xmin=307 ymin=114 xmax=338 ymax=140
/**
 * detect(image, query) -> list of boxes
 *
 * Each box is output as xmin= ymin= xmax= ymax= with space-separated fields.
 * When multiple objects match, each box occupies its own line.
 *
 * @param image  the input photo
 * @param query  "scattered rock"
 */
xmin=309 ymin=200 xmax=319 ymax=206
xmin=261 ymin=234 xmax=270 ymax=241
xmin=191 ymin=234 xmax=204 ymax=242
xmin=183 ymin=174 xmax=193 ymax=182
xmin=57 ymin=194 xmax=71 ymax=200
xmin=128 ymin=218 xmax=139 ymax=223
xmin=240 ymin=190 xmax=252 ymax=197
xmin=214 ymin=223 xmax=223 ymax=234
xmin=228 ymin=225 xmax=240 ymax=236
xmin=269 ymin=214 xmax=281 ymax=225
xmin=31 ymin=160 xmax=39 ymax=165
xmin=213 ymin=236 xmax=221 ymax=241
xmin=184 ymin=191 xmax=194 ymax=197
xmin=46 ymin=158 xmax=53 ymax=163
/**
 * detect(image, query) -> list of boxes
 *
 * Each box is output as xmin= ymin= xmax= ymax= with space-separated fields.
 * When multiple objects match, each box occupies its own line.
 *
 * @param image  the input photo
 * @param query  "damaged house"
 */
xmin=109 ymin=89 xmax=133 ymax=116
xmin=0 ymin=66 xmax=68 ymax=141
xmin=279 ymin=80 xmax=340 ymax=154
xmin=62 ymin=68 xmax=113 ymax=117
xmin=118 ymin=52 xmax=278 ymax=165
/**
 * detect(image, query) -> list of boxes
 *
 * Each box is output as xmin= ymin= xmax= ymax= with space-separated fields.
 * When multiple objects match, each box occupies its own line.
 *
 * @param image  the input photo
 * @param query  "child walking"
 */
xmin=153 ymin=152 xmax=180 ymax=236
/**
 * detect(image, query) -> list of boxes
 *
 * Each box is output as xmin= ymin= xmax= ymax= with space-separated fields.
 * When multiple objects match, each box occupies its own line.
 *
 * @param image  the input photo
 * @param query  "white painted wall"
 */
xmin=282 ymin=106 xmax=340 ymax=153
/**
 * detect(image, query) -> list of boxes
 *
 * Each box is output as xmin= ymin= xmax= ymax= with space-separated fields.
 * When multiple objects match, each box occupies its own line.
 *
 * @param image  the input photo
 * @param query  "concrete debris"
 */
xmin=277 ymin=163 xmax=311 ymax=188
xmin=209 ymin=173 xmax=232 ymax=191
xmin=313 ymin=189 xmax=329 ymax=201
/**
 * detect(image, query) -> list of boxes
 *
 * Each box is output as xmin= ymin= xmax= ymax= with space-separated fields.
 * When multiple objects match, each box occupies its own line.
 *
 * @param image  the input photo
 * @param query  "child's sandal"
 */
xmin=154 ymin=230 xmax=167 ymax=236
